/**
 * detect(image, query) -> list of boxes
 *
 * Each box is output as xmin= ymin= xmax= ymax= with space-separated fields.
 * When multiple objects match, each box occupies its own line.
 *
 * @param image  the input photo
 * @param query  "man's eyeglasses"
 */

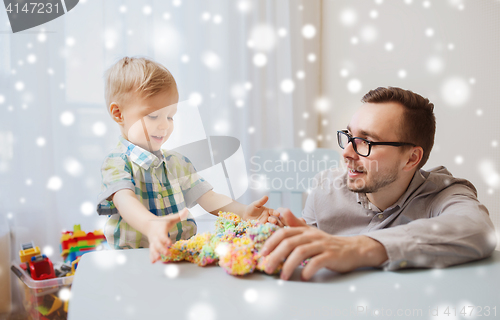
xmin=337 ymin=130 xmax=416 ymax=157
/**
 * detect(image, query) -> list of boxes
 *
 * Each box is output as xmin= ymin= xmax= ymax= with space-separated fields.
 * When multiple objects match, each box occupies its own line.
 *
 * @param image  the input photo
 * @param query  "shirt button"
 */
xmin=378 ymin=214 xmax=384 ymax=219
xmin=157 ymin=194 xmax=162 ymax=199
xmin=399 ymin=261 xmax=407 ymax=268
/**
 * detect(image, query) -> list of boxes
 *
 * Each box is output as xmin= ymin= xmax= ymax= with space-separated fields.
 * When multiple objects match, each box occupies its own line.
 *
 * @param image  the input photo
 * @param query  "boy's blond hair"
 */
xmin=104 ymin=56 xmax=177 ymax=110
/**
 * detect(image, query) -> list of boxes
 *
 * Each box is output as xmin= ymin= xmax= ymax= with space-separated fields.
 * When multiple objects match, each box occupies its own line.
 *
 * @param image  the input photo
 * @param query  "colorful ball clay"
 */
xmin=246 ymin=223 xmax=280 ymax=251
xmin=218 ymin=237 xmax=256 ymax=275
xmin=161 ymin=212 xmax=283 ymax=276
xmin=214 ymin=211 xmax=241 ymax=234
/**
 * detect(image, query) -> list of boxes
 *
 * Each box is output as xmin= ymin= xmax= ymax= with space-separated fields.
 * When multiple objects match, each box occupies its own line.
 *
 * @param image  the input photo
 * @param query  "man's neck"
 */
xmin=366 ymin=171 xmax=416 ymax=211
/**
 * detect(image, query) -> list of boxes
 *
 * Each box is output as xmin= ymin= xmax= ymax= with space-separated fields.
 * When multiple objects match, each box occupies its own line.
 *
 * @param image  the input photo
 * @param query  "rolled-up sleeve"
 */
xmin=302 ymin=173 xmax=320 ymax=227
xmin=96 ymin=155 xmax=136 ymax=215
xmin=365 ymin=185 xmax=497 ymax=271
xmin=302 ymin=193 xmax=318 ymax=227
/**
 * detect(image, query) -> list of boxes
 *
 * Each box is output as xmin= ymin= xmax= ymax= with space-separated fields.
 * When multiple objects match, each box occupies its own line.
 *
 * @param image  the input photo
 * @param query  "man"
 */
xmin=262 ymin=87 xmax=497 ymax=281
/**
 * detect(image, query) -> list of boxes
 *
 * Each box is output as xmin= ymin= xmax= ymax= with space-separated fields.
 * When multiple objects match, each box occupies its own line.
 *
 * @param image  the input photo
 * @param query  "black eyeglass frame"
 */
xmin=337 ymin=130 xmax=417 ymax=157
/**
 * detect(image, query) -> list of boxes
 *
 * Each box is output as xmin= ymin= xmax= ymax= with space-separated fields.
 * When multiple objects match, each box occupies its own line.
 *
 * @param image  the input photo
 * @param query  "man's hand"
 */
xmin=260 ymin=208 xmax=389 ymax=281
xmin=243 ymin=196 xmax=284 ymax=227
xmin=147 ymin=208 xmax=189 ymax=263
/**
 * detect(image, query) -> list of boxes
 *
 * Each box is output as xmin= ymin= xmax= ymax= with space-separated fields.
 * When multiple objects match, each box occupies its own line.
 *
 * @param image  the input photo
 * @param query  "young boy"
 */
xmin=97 ymin=57 xmax=281 ymax=263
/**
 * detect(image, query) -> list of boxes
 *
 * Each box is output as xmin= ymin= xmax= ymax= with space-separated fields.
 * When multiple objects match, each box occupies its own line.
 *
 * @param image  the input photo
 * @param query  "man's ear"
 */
xmin=109 ymin=102 xmax=124 ymax=125
xmin=403 ymin=146 xmax=423 ymax=172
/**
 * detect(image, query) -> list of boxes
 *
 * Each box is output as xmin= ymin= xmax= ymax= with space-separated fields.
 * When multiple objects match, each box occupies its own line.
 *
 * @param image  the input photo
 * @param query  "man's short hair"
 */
xmin=104 ymin=56 xmax=177 ymax=109
xmin=361 ymin=87 xmax=436 ymax=169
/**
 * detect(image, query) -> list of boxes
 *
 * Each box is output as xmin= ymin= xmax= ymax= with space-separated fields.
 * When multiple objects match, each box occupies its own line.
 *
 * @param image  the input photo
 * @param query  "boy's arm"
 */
xmin=112 ymin=189 xmax=159 ymax=236
xmin=195 ymin=190 xmax=242 ymax=215
xmin=112 ymin=189 xmax=186 ymax=263
xmin=197 ymin=190 xmax=283 ymax=225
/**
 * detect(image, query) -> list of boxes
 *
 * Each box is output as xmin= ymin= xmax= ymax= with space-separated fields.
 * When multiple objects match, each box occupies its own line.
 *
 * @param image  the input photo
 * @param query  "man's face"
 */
xmin=121 ymin=89 xmax=179 ymax=151
xmin=343 ymin=102 xmax=408 ymax=193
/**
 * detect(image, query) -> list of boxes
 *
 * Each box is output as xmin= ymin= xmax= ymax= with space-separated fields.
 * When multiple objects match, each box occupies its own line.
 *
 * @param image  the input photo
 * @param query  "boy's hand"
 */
xmin=243 ymin=196 xmax=285 ymax=227
xmin=147 ymin=208 xmax=190 ymax=263
xmin=266 ymin=209 xmax=285 ymax=227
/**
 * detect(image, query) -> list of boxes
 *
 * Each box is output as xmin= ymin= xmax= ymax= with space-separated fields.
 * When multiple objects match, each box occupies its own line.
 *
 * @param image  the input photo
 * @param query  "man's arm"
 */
xmin=364 ymin=188 xmax=497 ymax=271
xmin=262 ymin=187 xmax=497 ymax=280
xmin=301 ymin=183 xmax=318 ymax=227
xmin=261 ymin=208 xmax=388 ymax=280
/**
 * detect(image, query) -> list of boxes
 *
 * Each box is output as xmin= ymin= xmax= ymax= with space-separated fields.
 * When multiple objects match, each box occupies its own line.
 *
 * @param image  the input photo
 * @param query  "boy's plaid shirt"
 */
xmin=97 ymin=135 xmax=212 ymax=249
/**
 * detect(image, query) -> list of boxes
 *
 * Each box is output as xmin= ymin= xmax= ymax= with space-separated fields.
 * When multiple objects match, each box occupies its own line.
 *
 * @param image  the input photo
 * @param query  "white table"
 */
xmin=68 ymin=247 xmax=500 ymax=320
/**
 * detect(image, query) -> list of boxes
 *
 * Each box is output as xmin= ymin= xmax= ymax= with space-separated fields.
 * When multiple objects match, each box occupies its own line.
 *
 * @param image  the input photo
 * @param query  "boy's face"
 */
xmin=121 ymin=88 xmax=179 ymax=152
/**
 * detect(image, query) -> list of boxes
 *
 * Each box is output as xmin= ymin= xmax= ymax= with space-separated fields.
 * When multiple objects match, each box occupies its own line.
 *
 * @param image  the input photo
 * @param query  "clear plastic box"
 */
xmin=11 ymin=261 xmax=73 ymax=320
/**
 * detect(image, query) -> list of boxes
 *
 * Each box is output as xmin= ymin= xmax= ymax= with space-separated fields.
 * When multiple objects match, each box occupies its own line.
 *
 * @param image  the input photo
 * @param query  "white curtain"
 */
xmin=0 ymin=0 xmax=322 ymax=305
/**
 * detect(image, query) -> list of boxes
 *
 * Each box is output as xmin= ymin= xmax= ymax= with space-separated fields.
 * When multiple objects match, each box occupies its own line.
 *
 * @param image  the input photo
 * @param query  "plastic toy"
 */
xmin=65 ymin=257 xmax=81 ymax=277
xmin=29 ymin=254 xmax=56 ymax=280
xmin=19 ymin=241 xmax=40 ymax=263
xmin=19 ymin=242 xmax=56 ymax=280
xmin=36 ymin=294 xmax=62 ymax=316
xmin=54 ymin=264 xmax=72 ymax=278
xmin=161 ymin=212 xmax=283 ymax=276
xmin=60 ymin=224 xmax=106 ymax=263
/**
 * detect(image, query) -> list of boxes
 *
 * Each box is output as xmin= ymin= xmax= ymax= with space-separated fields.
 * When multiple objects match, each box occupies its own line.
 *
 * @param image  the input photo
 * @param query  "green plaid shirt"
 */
xmin=97 ymin=135 xmax=212 ymax=249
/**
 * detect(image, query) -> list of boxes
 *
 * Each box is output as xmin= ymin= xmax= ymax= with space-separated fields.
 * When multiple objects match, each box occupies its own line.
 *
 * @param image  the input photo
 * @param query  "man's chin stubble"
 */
xmin=347 ymin=178 xmax=382 ymax=194
xmin=347 ymin=173 xmax=398 ymax=194
xmin=347 ymin=179 xmax=368 ymax=193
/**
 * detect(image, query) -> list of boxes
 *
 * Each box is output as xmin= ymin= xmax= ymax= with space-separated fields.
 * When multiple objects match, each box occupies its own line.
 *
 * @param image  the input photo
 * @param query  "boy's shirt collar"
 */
xmin=118 ymin=135 xmax=167 ymax=171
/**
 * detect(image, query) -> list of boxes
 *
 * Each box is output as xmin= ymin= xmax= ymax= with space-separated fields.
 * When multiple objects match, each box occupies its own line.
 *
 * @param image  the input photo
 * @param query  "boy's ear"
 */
xmin=109 ymin=102 xmax=124 ymax=125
